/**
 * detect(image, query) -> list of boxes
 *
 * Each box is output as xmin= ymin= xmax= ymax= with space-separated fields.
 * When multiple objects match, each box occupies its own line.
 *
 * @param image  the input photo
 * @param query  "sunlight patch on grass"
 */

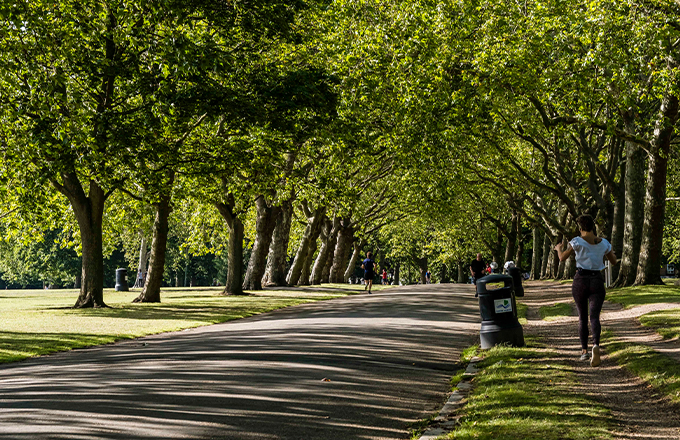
xmin=606 ymin=283 xmax=680 ymax=308
xmin=604 ymin=332 xmax=680 ymax=403
xmin=445 ymin=344 xmax=611 ymax=440
xmin=516 ymin=302 xmax=528 ymax=325
xmin=539 ymin=303 xmax=573 ymax=321
xmin=638 ymin=308 xmax=680 ymax=339
xmin=0 ymin=286 xmax=352 ymax=364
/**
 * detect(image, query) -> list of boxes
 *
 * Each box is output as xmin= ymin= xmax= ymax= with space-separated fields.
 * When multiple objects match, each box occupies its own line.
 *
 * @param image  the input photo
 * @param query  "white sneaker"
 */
xmin=591 ymin=345 xmax=601 ymax=367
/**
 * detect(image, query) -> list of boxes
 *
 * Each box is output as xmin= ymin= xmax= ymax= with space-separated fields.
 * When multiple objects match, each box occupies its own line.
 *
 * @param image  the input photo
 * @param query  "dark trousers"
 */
xmin=572 ymin=271 xmax=606 ymax=350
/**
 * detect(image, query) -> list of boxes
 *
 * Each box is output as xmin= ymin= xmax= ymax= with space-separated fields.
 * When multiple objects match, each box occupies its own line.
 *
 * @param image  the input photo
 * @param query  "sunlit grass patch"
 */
xmin=0 ymin=286 xmax=352 ymax=364
xmin=539 ymin=302 xmax=573 ymax=321
xmin=603 ymin=332 xmax=680 ymax=403
xmin=445 ymin=344 xmax=611 ymax=440
xmin=461 ymin=345 xmax=480 ymax=363
xmin=638 ymin=308 xmax=680 ymax=339
xmin=516 ymin=302 xmax=528 ymax=325
xmin=606 ymin=283 xmax=680 ymax=308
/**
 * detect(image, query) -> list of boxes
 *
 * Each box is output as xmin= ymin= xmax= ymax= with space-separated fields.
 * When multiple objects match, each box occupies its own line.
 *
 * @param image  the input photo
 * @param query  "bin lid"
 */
xmin=476 ymin=274 xmax=513 ymax=294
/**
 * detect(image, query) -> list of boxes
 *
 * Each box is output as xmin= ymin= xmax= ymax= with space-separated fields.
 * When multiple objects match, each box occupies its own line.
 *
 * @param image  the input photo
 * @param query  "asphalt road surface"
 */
xmin=0 ymin=283 xmax=481 ymax=440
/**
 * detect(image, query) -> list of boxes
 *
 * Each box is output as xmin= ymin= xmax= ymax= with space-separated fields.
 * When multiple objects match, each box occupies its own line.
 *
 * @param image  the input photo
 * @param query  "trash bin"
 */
xmin=115 ymin=268 xmax=129 ymax=292
xmin=476 ymin=274 xmax=524 ymax=349
xmin=507 ymin=266 xmax=524 ymax=297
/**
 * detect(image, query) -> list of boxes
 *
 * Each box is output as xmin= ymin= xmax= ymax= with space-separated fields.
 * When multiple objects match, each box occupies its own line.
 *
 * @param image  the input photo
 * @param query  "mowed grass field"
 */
xmin=0 ymin=284 xmax=384 ymax=364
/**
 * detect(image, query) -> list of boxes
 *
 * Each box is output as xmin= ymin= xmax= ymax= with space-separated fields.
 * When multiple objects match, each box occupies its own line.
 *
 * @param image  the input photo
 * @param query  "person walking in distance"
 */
xmin=362 ymin=252 xmax=376 ymax=294
xmin=381 ymin=269 xmax=388 ymax=285
xmin=469 ymin=253 xmax=486 ymax=285
xmin=555 ymin=214 xmax=618 ymax=367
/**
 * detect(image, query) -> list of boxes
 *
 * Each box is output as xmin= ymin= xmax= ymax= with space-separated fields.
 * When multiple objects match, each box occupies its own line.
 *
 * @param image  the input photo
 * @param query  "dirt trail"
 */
xmin=521 ymin=281 xmax=680 ymax=439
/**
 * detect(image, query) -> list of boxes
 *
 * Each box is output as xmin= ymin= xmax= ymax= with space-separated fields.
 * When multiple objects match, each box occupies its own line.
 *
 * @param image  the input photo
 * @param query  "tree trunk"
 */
xmin=613 ymin=120 xmax=648 ymax=286
xmin=329 ymin=218 xmax=354 ymax=283
xmin=134 ymin=189 xmax=172 ymax=303
xmin=287 ymin=204 xmax=325 ymax=286
xmin=636 ymin=95 xmax=679 ymax=285
xmin=530 ymin=227 xmax=542 ymax=280
xmin=457 ymin=261 xmax=465 ymax=283
xmin=393 ymin=263 xmax=400 ymax=285
xmin=310 ymin=217 xmax=335 ymax=285
xmin=540 ymin=233 xmax=551 ymax=279
xmin=262 ymin=199 xmax=293 ymax=287
xmin=299 ymin=230 xmax=321 ymax=286
xmin=134 ymin=234 xmax=147 ymax=288
xmin=216 ymin=194 xmax=245 ymax=295
xmin=504 ymin=211 xmax=518 ymax=264
xmin=321 ymin=227 xmax=338 ymax=284
xmin=413 ymin=256 xmax=428 ymax=284
xmin=343 ymin=239 xmax=363 ymax=283
xmin=610 ymin=161 xmax=626 ymax=281
xmin=243 ymin=196 xmax=280 ymax=290
xmin=439 ymin=264 xmax=449 ymax=283
xmin=492 ymin=226 xmax=503 ymax=267
xmin=564 ymin=251 xmax=576 ymax=279
xmin=53 ymin=174 xmax=107 ymax=308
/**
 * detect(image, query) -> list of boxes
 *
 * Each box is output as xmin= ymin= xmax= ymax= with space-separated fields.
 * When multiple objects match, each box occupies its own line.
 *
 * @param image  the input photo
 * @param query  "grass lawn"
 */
xmin=603 ymin=331 xmax=680 ymax=403
xmin=605 ymin=280 xmax=680 ymax=338
xmin=516 ymin=302 xmax=528 ymax=325
xmin=0 ymin=283 xmax=386 ymax=364
xmin=606 ymin=278 xmax=680 ymax=308
xmin=539 ymin=302 xmax=573 ymax=321
xmin=445 ymin=342 xmax=611 ymax=440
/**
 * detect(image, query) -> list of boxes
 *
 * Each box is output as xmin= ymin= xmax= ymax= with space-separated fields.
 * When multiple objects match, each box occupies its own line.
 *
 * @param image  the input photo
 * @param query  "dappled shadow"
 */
xmin=0 ymin=283 xmax=480 ymax=440
xmin=522 ymin=281 xmax=680 ymax=439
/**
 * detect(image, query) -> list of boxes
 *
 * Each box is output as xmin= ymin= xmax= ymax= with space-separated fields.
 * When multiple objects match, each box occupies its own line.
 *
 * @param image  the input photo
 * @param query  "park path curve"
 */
xmin=0 ymin=283 xmax=480 ymax=440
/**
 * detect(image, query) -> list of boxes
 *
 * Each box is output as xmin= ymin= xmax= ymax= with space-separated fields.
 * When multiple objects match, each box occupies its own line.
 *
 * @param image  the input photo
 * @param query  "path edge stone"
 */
xmin=417 ymin=356 xmax=482 ymax=440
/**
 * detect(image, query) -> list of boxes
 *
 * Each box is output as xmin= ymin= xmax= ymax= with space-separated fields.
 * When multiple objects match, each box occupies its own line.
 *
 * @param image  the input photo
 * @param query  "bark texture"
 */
xmin=329 ymin=218 xmax=354 ymax=283
xmin=134 ymin=188 xmax=172 ymax=303
xmin=134 ymin=234 xmax=147 ymax=288
xmin=52 ymin=174 xmax=107 ymax=308
xmin=310 ymin=217 xmax=336 ymax=285
xmin=243 ymin=196 xmax=280 ymax=290
xmin=636 ymin=95 xmax=679 ymax=285
xmin=613 ymin=125 xmax=647 ymax=287
xmin=610 ymin=161 xmax=626 ymax=281
xmin=262 ymin=199 xmax=293 ymax=287
xmin=321 ymin=227 xmax=338 ymax=283
xmin=216 ymin=193 xmax=245 ymax=295
xmin=504 ymin=211 xmax=518 ymax=264
xmin=343 ymin=239 xmax=364 ymax=282
xmin=287 ymin=204 xmax=325 ymax=286
xmin=540 ymin=233 xmax=551 ymax=279
xmin=530 ymin=227 xmax=543 ymax=280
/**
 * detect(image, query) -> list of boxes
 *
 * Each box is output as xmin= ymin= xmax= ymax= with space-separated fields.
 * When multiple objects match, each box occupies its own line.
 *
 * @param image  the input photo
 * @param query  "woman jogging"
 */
xmin=555 ymin=214 xmax=618 ymax=367
xmin=362 ymin=252 xmax=376 ymax=294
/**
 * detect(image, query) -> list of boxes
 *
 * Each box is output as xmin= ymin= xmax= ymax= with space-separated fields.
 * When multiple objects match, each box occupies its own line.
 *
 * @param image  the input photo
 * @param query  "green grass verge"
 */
xmin=606 ymin=282 xmax=680 ymax=308
xmin=0 ymin=283 xmax=383 ymax=364
xmin=445 ymin=342 xmax=612 ymax=440
xmin=638 ymin=308 xmax=680 ymax=339
xmin=603 ymin=331 xmax=680 ymax=403
xmin=539 ymin=302 xmax=573 ymax=321
xmin=516 ymin=302 xmax=528 ymax=325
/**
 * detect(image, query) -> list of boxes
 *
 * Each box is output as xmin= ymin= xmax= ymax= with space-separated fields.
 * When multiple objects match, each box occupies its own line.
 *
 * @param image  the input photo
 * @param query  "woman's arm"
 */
xmin=605 ymin=251 xmax=618 ymax=266
xmin=554 ymin=242 xmax=574 ymax=262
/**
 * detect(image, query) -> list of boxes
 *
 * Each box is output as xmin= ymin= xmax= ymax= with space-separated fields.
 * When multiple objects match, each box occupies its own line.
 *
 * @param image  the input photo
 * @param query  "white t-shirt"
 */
xmin=569 ymin=236 xmax=612 ymax=271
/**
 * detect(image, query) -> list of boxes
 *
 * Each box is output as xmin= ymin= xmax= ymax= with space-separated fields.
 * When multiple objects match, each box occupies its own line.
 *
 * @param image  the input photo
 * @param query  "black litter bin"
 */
xmin=476 ymin=274 xmax=524 ymax=349
xmin=507 ymin=267 xmax=524 ymax=297
xmin=115 ymin=268 xmax=129 ymax=292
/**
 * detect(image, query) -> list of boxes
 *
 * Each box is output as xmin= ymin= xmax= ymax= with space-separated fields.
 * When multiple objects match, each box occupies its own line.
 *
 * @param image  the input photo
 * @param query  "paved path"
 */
xmin=0 ymin=284 xmax=480 ymax=440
